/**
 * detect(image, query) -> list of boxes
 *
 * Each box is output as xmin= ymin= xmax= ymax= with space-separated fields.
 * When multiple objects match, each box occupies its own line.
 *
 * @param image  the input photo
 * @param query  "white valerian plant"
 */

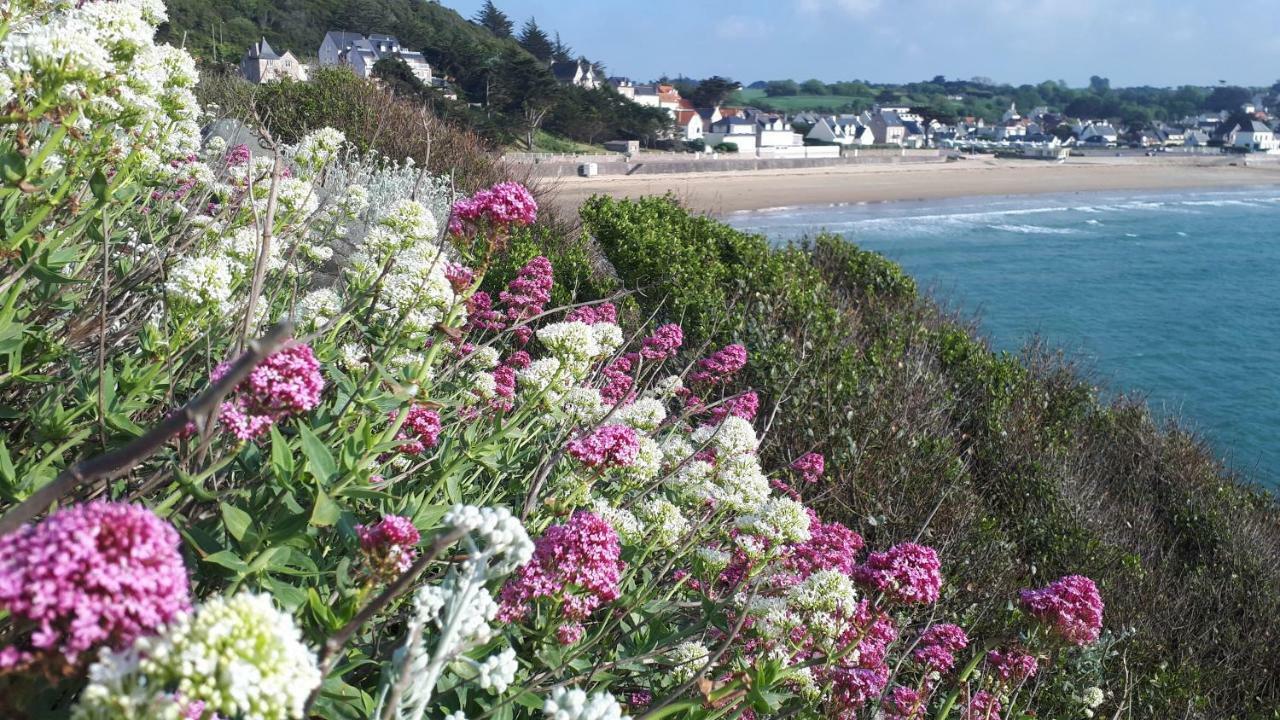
xmin=375 ymin=506 xmax=533 ymax=720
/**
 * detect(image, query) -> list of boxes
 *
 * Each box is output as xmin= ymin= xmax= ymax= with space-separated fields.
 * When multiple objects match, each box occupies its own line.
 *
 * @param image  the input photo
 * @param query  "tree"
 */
xmin=690 ymin=76 xmax=742 ymax=108
xmin=550 ymin=32 xmax=573 ymax=63
xmin=518 ymin=17 xmax=553 ymax=62
xmin=491 ymin=49 xmax=558 ymax=148
xmin=1205 ymin=85 xmax=1252 ymax=113
xmin=764 ymin=79 xmax=799 ymax=97
xmin=800 ymin=78 xmax=830 ymax=96
xmin=1088 ymin=75 xmax=1110 ymax=93
xmin=473 ymin=1 xmax=513 ymax=38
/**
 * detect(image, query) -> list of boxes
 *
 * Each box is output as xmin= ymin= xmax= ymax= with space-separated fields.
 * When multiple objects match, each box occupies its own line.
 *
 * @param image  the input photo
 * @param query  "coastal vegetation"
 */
xmin=0 ymin=2 xmax=1278 ymax=720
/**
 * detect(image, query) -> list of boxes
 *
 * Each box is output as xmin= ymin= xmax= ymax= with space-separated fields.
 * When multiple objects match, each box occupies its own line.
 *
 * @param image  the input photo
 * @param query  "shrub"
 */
xmin=712 ymin=141 xmax=739 ymax=153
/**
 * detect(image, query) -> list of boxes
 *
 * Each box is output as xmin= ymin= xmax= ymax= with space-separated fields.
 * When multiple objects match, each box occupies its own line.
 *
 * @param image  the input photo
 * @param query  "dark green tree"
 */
xmin=518 ymin=17 xmax=553 ymax=62
xmin=1089 ymin=75 xmax=1111 ymax=93
xmin=800 ymin=78 xmax=830 ymax=95
xmin=551 ymin=32 xmax=573 ymax=63
xmin=1205 ymin=85 xmax=1252 ymax=113
xmin=473 ymin=1 xmax=513 ymax=38
xmin=690 ymin=76 xmax=742 ymax=108
xmin=763 ymin=79 xmax=799 ymax=97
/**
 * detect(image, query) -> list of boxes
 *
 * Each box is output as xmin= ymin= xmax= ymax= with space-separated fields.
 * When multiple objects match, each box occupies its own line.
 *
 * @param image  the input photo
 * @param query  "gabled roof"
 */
xmin=879 ymin=110 xmax=904 ymax=127
xmin=711 ymin=116 xmax=755 ymax=131
xmin=550 ymin=61 xmax=582 ymax=83
xmin=902 ymin=120 xmax=924 ymax=136
xmin=324 ymin=31 xmax=366 ymax=50
xmin=674 ymin=109 xmax=700 ymax=127
xmin=247 ymin=37 xmax=279 ymax=60
xmin=1236 ymin=120 xmax=1274 ymax=133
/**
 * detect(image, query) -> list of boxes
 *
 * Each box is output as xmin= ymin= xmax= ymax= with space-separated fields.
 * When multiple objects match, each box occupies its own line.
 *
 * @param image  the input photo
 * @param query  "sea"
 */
xmin=726 ymin=186 xmax=1280 ymax=487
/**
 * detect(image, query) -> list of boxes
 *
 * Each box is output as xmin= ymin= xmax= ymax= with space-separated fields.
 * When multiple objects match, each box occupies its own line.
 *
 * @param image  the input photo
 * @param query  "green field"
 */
xmin=735 ymin=88 xmax=871 ymax=112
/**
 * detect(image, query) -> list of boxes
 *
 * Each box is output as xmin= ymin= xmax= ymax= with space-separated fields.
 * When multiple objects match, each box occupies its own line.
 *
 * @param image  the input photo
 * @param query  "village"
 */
xmin=238 ymin=30 xmax=1280 ymax=165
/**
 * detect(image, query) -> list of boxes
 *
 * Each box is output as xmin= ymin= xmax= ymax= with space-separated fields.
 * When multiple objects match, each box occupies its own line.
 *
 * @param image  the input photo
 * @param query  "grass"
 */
xmin=736 ymin=88 xmax=871 ymax=112
xmin=526 ymin=130 xmax=604 ymax=154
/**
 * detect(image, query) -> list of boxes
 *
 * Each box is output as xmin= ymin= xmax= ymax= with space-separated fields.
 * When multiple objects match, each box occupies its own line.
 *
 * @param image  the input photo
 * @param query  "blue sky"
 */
xmin=450 ymin=0 xmax=1280 ymax=88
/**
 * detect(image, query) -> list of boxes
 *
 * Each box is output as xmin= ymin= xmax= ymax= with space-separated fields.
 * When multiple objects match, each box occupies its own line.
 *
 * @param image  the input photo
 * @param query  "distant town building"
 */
xmin=551 ymin=60 xmax=599 ymax=89
xmin=1228 ymin=120 xmax=1279 ymax=152
xmin=318 ymin=31 xmax=433 ymax=86
xmin=608 ymin=77 xmax=635 ymax=99
xmin=240 ymin=38 xmax=307 ymax=84
xmin=869 ymin=109 xmax=906 ymax=145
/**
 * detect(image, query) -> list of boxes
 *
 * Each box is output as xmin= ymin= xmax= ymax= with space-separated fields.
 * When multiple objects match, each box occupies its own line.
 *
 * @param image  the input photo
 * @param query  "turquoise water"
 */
xmin=726 ymin=187 xmax=1280 ymax=486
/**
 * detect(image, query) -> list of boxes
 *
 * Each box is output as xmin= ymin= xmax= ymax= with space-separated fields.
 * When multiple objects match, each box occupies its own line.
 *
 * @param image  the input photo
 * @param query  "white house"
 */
xmin=608 ymin=77 xmax=635 ymax=100
xmin=1184 ymin=129 xmax=1211 ymax=147
xmin=551 ymin=60 xmax=599 ymax=89
xmin=318 ymin=31 xmax=433 ymax=85
xmin=869 ymin=110 xmax=906 ymax=145
xmin=1228 ymin=120 xmax=1279 ymax=152
xmin=757 ymin=115 xmax=802 ymax=148
xmin=806 ymin=116 xmax=856 ymax=145
xmin=705 ymin=116 xmax=758 ymax=151
xmin=674 ymin=109 xmax=704 ymax=141
xmin=1079 ymin=122 xmax=1119 ymax=147
xmin=240 ymin=38 xmax=307 ymax=84
xmin=632 ymin=85 xmax=661 ymax=108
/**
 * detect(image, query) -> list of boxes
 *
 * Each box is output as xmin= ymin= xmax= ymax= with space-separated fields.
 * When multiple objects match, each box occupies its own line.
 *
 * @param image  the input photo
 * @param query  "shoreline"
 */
xmin=543 ymin=157 xmax=1280 ymax=215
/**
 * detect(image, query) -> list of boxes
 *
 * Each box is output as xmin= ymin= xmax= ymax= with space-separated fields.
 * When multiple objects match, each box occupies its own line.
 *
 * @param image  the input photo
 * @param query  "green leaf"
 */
xmin=299 ymin=424 xmax=337 ymax=483
xmin=203 ymin=549 xmax=249 ymax=575
xmin=220 ymin=502 xmax=253 ymax=542
xmin=270 ymin=425 xmax=295 ymax=480
xmin=89 ymin=169 xmax=108 ymax=201
xmin=310 ymin=490 xmax=342 ymax=527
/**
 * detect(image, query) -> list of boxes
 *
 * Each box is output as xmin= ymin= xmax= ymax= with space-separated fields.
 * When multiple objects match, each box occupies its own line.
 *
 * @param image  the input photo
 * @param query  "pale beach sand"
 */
xmin=544 ymin=156 xmax=1280 ymax=215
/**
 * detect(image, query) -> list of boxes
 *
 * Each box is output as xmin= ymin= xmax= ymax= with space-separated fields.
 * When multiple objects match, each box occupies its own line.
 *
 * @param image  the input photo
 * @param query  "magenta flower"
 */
xmin=449 ymin=181 xmax=538 ymax=235
xmin=391 ymin=404 xmax=442 ymax=455
xmin=853 ymin=542 xmax=942 ymax=605
xmin=786 ymin=511 xmax=864 ymax=578
xmin=709 ymin=391 xmax=759 ymax=422
xmin=883 ymin=684 xmax=926 ymax=720
xmin=498 ymin=511 xmax=624 ymax=623
xmin=565 ymin=303 xmax=617 ymax=325
xmin=0 ymin=502 xmax=189 ymax=672
xmin=445 ymin=262 xmax=475 ymax=293
xmin=640 ymin=323 xmax=684 ymax=361
xmin=500 ymin=257 xmax=553 ymax=342
xmin=566 ymin=424 xmax=641 ymax=468
xmin=505 ymin=350 xmax=532 ymax=370
xmin=986 ymin=647 xmax=1039 ymax=684
xmin=356 ymin=514 xmax=421 ymax=576
xmin=1018 ymin=574 xmax=1104 ymax=645
xmin=790 ymin=452 xmax=825 ymax=483
xmin=690 ymin=343 xmax=748 ymax=384
xmin=598 ymin=355 xmax=635 ymax=405
xmin=556 ymin=622 xmax=585 ymax=644
xmin=225 ymin=143 xmax=251 ymax=166
xmin=217 ymin=343 xmax=325 ymax=441
xmin=465 ymin=291 xmax=507 ymax=333
xmin=962 ymin=690 xmax=1002 ymax=720
xmin=912 ymin=623 xmax=969 ymax=673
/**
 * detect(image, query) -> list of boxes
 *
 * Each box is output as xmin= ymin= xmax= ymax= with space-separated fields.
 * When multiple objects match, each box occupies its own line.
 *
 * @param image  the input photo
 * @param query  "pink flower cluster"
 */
xmin=449 ymin=181 xmax=538 ymax=235
xmin=786 ymin=510 xmax=864 ymax=578
xmin=709 ymin=391 xmax=759 ymax=422
xmin=445 ymin=262 xmax=475 ymax=293
xmin=1018 ymin=574 xmax=1104 ymax=645
xmin=690 ymin=343 xmax=748 ymax=384
xmin=565 ymin=302 xmax=617 ymax=325
xmin=790 ymin=452 xmax=825 ymax=483
xmin=598 ymin=355 xmax=635 ymax=405
xmin=912 ymin=623 xmax=970 ymax=673
xmin=853 ymin=542 xmax=942 ymax=605
xmin=225 ymin=143 xmax=251 ymax=166
xmin=566 ymin=424 xmax=641 ymax=469
xmin=465 ymin=292 xmax=506 ymax=332
xmin=500 ymin=257 xmax=554 ymax=343
xmin=963 ymin=690 xmax=1002 ymax=720
xmin=0 ymin=502 xmax=189 ymax=671
xmin=640 ymin=323 xmax=684 ymax=361
xmin=356 ymin=514 xmax=421 ymax=576
xmin=883 ymin=685 xmax=926 ymax=720
xmin=820 ymin=605 xmax=899 ymax=709
xmin=987 ymin=647 xmax=1039 ymax=684
xmin=218 ymin=343 xmax=325 ymax=441
xmin=391 ymin=404 xmax=442 ymax=455
xmin=498 ymin=512 xmax=624 ymax=639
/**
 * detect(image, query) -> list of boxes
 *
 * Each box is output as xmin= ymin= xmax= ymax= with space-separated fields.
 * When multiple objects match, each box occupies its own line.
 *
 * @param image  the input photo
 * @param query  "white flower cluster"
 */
xmin=518 ymin=358 xmax=573 ymax=402
xmin=294 ymin=288 xmax=344 ymax=330
xmin=636 ymin=497 xmax=688 ymax=549
xmin=667 ymin=641 xmax=710 ymax=683
xmin=615 ymin=398 xmax=667 ymax=432
xmin=2 ymin=0 xmax=200 ymax=179
xmin=75 ymin=593 xmax=320 ymax=720
xmin=290 ymin=127 xmax=346 ymax=174
xmin=562 ymin=386 xmax=606 ymax=425
xmin=415 ymin=576 xmax=499 ymax=653
xmin=474 ymin=646 xmax=519 ymax=694
xmin=591 ymin=498 xmax=644 ymax=544
xmin=165 ymin=255 xmax=233 ymax=312
xmin=692 ymin=416 xmax=759 ymax=457
xmin=443 ymin=504 xmax=534 ymax=573
xmin=735 ymin=497 xmax=812 ymax=545
xmin=348 ymin=203 xmax=463 ymax=337
xmin=543 ymin=687 xmax=629 ymax=720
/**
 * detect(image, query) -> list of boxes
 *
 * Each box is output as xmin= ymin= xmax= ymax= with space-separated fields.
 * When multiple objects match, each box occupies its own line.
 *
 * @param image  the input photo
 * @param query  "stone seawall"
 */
xmin=517 ymin=151 xmax=944 ymax=178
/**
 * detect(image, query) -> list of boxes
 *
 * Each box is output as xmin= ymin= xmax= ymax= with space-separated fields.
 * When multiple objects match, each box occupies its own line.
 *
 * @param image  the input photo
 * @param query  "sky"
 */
xmin=450 ymin=0 xmax=1280 ymax=88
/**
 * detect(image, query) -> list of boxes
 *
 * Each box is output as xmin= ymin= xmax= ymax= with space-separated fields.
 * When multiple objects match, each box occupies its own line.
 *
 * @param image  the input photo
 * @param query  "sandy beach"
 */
xmin=545 ymin=156 xmax=1280 ymax=215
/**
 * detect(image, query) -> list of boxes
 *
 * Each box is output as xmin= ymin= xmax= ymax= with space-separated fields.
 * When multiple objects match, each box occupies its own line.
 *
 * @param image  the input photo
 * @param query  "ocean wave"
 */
xmin=987 ymin=223 xmax=1078 ymax=235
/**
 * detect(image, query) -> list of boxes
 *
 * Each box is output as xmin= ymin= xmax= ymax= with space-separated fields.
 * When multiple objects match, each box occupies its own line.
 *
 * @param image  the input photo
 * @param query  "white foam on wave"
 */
xmin=988 ymin=223 xmax=1078 ymax=235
